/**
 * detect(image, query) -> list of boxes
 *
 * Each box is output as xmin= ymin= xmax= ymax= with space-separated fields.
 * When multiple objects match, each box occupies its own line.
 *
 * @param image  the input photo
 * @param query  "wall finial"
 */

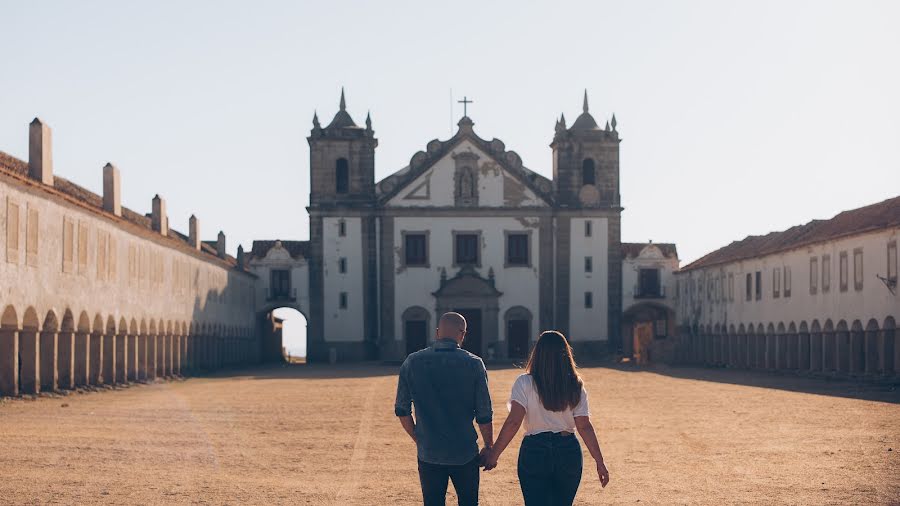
xmin=611 ymin=113 xmax=617 ymax=131
xmin=312 ymin=110 xmax=320 ymax=129
xmin=365 ymin=110 xmax=372 ymax=131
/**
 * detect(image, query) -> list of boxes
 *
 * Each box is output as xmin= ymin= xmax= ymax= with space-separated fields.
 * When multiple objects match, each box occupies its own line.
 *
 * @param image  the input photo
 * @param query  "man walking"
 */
xmin=395 ymin=312 xmax=494 ymax=506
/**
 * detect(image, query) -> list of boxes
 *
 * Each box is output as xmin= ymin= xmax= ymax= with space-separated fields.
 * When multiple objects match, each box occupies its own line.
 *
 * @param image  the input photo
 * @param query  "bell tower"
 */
xmin=551 ymin=90 xmax=620 ymax=208
xmin=307 ymin=89 xmax=377 ymax=206
xmin=551 ymin=90 xmax=624 ymax=355
xmin=306 ymin=89 xmax=379 ymax=363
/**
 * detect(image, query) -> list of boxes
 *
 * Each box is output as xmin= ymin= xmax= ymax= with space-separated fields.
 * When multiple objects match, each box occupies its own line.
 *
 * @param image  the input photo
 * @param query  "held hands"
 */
xmin=479 ymin=446 xmax=499 ymax=471
xmin=596 ymin=460 xmax=610 ymax=488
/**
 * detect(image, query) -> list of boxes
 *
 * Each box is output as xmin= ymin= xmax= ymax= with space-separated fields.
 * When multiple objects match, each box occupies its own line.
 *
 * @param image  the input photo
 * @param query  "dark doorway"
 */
xmin=455 ymin=308 xmax=482 ymax=357
xmin=508 ymin=319 xmax=529 ymax=360
xmin=405 ymin=320 xmax=427 ymax=355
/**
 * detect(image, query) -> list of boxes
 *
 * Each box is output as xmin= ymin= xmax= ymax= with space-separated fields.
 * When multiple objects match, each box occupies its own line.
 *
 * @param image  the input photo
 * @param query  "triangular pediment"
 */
xmin=379 ymin=119 xmax=553 ymax=208
xmin=432 ymin=267 xmax=503 ymax=298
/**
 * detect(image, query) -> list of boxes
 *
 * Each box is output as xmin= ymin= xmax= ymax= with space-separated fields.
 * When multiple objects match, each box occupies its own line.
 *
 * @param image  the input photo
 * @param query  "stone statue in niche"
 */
xmin=459 ymin=168 xmax=474 ymax=198
xmin=452 ymin=151 xmax=480 ymax=206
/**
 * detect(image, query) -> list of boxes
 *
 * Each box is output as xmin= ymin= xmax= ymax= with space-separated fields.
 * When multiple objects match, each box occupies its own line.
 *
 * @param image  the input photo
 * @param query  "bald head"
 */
xmin=437 ymin=312 xmax=467 ymax=344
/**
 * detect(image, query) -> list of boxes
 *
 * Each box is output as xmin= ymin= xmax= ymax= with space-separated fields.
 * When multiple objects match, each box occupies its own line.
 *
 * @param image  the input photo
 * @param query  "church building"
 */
xmin=248 ymin=91 xmax=675 ymax=363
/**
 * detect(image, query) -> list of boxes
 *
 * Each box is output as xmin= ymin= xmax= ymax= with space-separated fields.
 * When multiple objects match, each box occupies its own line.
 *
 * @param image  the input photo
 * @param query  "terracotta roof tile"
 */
xmin=682 ymin=195 xmax=900 ymax=271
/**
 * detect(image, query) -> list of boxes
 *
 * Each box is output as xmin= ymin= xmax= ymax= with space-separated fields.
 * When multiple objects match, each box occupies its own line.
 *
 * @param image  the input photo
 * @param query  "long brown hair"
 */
xmin=525 ymin=330 xmax=583 ymax=412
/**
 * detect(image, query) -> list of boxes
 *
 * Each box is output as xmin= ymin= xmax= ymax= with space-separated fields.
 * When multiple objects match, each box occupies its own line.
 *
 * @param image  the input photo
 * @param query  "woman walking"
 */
xmin=484 ymin=330 xmax=610 ymax=505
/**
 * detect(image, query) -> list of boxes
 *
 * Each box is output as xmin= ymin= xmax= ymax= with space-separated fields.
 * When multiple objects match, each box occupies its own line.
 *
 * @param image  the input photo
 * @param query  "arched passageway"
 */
xmin=262 ymin=307 xmax=307 ymax=363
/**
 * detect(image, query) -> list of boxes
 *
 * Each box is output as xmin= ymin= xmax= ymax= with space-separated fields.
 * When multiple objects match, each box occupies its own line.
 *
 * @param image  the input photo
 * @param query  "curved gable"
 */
xmin=379 ymin=118 xmax=552 ymax=208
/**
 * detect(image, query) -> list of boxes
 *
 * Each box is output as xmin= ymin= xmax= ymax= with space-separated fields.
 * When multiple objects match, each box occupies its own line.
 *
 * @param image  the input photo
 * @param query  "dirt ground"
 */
xmin=0 ymin=363 xmax=898 ymax=505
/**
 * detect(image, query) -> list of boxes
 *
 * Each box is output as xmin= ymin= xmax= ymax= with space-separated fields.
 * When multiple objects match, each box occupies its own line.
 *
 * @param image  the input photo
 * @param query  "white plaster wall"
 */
xmin=0 ymin=175 xmax=256 ymax=333
xmin=322 ymin=216 xmax=364 ymax=342
xmin=246 ymin=247 xmax=310 ymax=318
xmin=387 ymin=140 xmax=545 ymax=208
xmin=622 ymin=246 xmax=679 ymax=313
xmin=676 ymin=227 xmax=899 ymax=330
xmin=569 ymin=217 xmax=608 ymax=341
xmin=392 ymin=216 xmax=542 ymax=342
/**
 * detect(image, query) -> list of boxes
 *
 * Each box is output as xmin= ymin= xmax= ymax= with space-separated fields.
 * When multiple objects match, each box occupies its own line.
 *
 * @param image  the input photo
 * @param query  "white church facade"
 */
xmin=247 ymin=91 xmax=682 ymax=362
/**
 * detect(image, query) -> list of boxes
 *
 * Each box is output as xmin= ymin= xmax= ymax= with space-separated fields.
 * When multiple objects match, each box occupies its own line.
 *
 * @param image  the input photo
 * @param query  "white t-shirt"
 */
xmin=508 ymin=373 xmax=590 ymax=436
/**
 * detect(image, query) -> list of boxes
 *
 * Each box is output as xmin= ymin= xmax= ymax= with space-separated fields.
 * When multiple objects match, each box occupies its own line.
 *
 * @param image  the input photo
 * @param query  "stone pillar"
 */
xmin=74 ymin=331 xmax=90 ymax=386
xmin=183 ymin=335 xmax=191 ymax=374
xmin=130 ymin=334 xmax=139 ymax=381
xmin=103 ymin=331 xmax=116 ymax=385
xmin=810 ymin=331 xmax=823 ymax=371
xmin=836 ymin=329 xmax=850 ymax=374
xmin=168 ymin=335 xmax=175 ymax=376
xmin=865 ymin=328 xmax=878 ymax=375
xmin=174 ymin=335 xmax=182 ymax=375
xmin=0 ymin=328 xmax=19 ymax=396
xmin=137 ymin=335 xmax=147 ymax=381
xmin=90 ymin=332 xmax=103 ymax=384
xmin=149 ymin=335 xmax=156 ymax=379
xmin=57 ymin=331 xmax=75 ymax=389
xmin=39 ymin=330 xmax=58 ymax=391
xmin=880 ymin=328 xmax=895 ymax=376
xmin=776 ymin=332 xmax=787 ymax=370
xmin=115 ymin=333 xmax=127 ymax=383
xmin=19 ymin=329 xmax=40 ymax=394
xmin=156 ymin=335 xmax=165 ymax=378
xmin=799 ymin=331 xmax=811 ymax=371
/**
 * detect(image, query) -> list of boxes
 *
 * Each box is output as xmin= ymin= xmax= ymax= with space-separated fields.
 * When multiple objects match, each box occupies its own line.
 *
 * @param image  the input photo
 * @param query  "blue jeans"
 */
xmin=418 ymin=456 xmax=480 ymax=506
xmin=517 ymin=432 xmax=583 ymax=506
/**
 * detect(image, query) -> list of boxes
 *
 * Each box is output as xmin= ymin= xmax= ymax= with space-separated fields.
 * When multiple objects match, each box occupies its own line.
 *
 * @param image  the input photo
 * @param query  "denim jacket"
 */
xmin=394 ymin=338 xmax=493 ymax=465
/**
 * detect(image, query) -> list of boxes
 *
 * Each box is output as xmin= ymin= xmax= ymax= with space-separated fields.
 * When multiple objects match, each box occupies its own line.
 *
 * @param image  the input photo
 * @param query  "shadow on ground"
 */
xmin=198 ymin=360 xmax=900 ymax=404
xmin=611 ymin=361 xmax=900 ymax=404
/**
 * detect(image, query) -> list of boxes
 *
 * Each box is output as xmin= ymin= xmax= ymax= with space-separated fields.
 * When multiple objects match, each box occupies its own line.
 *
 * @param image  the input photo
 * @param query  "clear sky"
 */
xmin=2 ymin=1 xmax=898 ymax=354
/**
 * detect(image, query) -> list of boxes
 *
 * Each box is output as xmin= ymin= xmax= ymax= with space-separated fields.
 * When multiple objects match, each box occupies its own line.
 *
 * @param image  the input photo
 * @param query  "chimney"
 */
xmin=189 ymin=215 xmax=200 ymax=250
xmin=237 ymin=244 xmax=245 ymax=269
xmin=151 ymin=195 xmax=168 ymax=236
xmin=216 ymin=231 xmax=226 ymax=258
xmin=28 ymin=118 xmax=53 ymax=186
xmin=102 ymin=163 xmax=121 ymax=216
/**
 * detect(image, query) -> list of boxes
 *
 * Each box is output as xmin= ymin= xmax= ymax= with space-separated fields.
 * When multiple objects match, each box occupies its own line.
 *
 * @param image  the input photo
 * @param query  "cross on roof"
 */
xmin=457 ymin=96 xmax=473 ymax=117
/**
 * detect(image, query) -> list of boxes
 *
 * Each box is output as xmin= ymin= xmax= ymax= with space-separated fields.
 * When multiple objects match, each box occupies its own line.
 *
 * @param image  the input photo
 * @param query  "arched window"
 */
xmin=335 ymin=158 xmax=349 ymax=194
xmin=582 ymin=158 xmax=596 ymax=186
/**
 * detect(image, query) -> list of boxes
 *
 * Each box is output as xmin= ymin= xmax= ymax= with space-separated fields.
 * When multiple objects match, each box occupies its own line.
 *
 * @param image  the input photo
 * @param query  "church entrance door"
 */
xmin=405 ymin=320 xmax=428 ymax=355
xmin=455 ymin=308 xmax=482 ymax=357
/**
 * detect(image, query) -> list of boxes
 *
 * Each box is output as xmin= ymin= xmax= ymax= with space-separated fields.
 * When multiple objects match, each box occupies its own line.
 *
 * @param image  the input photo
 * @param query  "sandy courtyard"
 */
xmin=0 ymin=363 xmax=898 ymax=505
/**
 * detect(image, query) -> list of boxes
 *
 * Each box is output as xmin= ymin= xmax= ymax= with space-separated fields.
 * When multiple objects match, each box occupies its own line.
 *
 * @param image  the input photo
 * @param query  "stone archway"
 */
xmin=402 ymin=306 xmax=431 ymax=356
xmin=504 ymin=306 xmax=533 ymax=361
xmin=258 ymin=304 xmax=308 ymax=363
xmin=432 ymin=266 xmax=502 ymax=359
xmin=623 ymin=302 xmax=674 ymax=365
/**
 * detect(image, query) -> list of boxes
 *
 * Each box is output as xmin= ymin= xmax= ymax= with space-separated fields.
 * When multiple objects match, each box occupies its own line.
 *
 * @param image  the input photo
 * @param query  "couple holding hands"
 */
xmin=395 ymin=312 xmax=610 ymax=506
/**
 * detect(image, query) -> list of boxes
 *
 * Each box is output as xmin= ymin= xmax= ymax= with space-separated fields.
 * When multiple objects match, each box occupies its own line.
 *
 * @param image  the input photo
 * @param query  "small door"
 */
xmin=455 ymin=308 xmax=482 ymax=357
xmin=405 ymin=320 xmax=427 ymax=356
xmin=507 ymin=319 xmax=530 ymax=360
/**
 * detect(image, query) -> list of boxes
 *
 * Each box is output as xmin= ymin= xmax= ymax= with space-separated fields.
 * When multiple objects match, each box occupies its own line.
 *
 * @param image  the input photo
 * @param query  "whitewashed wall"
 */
xmin=568 ymin=217 xmax=609 ymax=341
xmin=247 ymin=245 xmax=310 ymax=319
xmin=322 ymin=216 xmax=365 ymax=342
xmin=676 ymin=227 xmax=899 ymax=329
xmin=387 ymin=140 xmax=545 ymax=208
xmin=623 ymin=245 xmax=679 ymax=314
xmin=0 ymin=174 xmax=256 ymax=333
xmin=392 ymin=216 xmax=542 ymax=342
